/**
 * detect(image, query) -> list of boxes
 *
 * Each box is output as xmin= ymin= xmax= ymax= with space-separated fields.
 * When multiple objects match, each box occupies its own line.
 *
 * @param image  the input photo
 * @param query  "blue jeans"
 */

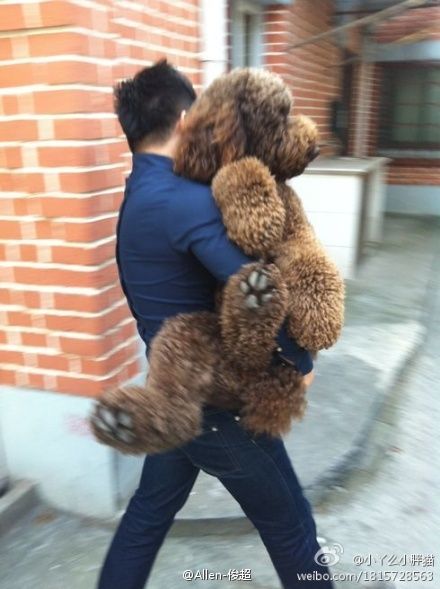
xmin=97 ymin=406 xmax=334 ymax=589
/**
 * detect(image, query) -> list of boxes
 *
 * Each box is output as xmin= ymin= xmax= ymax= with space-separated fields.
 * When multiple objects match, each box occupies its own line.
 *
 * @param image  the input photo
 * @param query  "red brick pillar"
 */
xmin=0 ymin=0 xmax=201 ymax=399
xmin=0 ymin=1 xmax=140 ymax=398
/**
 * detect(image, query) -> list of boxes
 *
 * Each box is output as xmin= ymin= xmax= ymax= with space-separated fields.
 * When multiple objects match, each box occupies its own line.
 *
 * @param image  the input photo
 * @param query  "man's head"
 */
xmin=114 ymin=60 xmax=197 ymax=153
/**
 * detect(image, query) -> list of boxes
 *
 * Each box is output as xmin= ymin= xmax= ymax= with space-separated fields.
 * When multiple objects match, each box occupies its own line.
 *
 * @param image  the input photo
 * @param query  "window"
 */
xmin=379 ymin=64 xmax=440 ymax=149
xmin=231 ymin=1 xmax=263 ymax=68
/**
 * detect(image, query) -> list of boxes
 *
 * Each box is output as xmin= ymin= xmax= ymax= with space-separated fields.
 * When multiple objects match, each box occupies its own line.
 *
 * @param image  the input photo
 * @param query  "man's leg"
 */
xmin=183 ymin=408 xmax=333 ymax=589
xmin=97 ymin=450 xmax=199 ymax=589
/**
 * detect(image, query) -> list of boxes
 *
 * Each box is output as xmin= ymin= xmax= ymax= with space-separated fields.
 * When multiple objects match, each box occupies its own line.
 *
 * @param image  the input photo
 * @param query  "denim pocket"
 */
xmin=185 ymin=418 xmax=242 ymax=477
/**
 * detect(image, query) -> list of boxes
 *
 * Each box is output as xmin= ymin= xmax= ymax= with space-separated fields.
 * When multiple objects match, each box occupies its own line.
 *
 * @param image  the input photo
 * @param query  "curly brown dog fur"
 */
xmin=91 ymin=68 xmax=344 ymax=455
xmin=92 ymin=263 xmax=295 ymax=454
xmin=213 ymin=162 xmax=345 ymax=350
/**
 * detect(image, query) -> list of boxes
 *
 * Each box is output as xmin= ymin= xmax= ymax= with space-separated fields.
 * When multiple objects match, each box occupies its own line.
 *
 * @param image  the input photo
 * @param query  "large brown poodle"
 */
xmin=91 ymin=69 xmax=345 ymax=454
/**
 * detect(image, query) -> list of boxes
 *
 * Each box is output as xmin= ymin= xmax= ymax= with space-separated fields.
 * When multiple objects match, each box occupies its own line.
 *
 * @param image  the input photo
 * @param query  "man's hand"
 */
xmin=303 ymin=370 xmax=315 ymax=389
xmin=274 ymin=352 xmax=315 ymax=388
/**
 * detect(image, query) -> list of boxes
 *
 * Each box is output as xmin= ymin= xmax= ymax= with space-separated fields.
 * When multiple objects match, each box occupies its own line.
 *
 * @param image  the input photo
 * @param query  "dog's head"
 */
xmin=174 ymin=68 xmax=319 ymax=183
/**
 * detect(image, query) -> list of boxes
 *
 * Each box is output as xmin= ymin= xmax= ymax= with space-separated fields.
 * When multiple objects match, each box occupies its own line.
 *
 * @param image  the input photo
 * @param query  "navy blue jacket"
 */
xmin=116 ymin=153 xmax=313 ymax=375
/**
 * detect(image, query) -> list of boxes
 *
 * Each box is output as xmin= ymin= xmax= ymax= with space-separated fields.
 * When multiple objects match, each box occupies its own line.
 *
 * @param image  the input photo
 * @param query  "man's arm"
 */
xmin=167 ymin=184 xmax=313 ymax=375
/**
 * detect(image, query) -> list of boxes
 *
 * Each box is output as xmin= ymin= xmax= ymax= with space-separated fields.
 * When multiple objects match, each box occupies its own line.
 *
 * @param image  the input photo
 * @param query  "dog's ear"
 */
xmin=174 ymin=95 xmax=247 ymax=183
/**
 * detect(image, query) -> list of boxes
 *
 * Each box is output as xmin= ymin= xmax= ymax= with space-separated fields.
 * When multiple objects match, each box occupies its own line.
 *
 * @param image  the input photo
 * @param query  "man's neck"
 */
xmin=137 ymin=136 xmax=178 ymax=160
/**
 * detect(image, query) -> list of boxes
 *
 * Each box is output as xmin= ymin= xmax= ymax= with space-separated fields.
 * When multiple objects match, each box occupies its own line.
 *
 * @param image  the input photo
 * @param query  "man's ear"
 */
xmin=176 ymin=110 xmax=187 ymax=132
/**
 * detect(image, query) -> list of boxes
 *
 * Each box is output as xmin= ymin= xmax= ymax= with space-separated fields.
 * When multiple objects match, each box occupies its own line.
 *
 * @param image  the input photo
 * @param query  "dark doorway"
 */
xmin=331 ymin=51 xmax=354 ymax=155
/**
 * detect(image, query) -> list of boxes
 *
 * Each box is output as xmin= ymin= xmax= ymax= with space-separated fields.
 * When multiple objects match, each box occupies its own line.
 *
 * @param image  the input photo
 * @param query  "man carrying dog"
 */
xmin=96 ymin=60 xmax=332 ymax=589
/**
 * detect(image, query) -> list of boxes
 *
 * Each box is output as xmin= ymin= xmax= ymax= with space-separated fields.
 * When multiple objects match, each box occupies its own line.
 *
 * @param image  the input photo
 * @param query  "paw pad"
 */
xmin=240 ymin=267 xmax=276 ymax=309
xmin=91 ymin=404 xmax=136 ymax=445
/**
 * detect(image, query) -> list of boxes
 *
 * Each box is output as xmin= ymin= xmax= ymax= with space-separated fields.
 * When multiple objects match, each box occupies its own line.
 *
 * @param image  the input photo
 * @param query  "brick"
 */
xmin=107 ymin=320 xmax=138 ymax=350
xmin=29 ymin=31 xmax=83 ymax=57
xmin=37 ymin=1 xmax=78 ymax=29
xmin=0 ymin=1 xmax=79 ymax=32
xmin=21 ymin=332 xmax=48 ymax=347
xmin=33 ymin=89 xmax=113 ymax=115
xmin=13 ymin=263 xmax=118 ymax=289
xmin=58 ymin=166 xmax=124 ymax=193
xmin=36 ymin=353 xmax=70 ymax=372
xmin=3 ymin=171 xmax=45 ymax=194
xmin=1 ymin=350 xmax=24 ymax=365
xmin=81 ymin=341 xmax=139 ymax=376
xmin=0 ymin=39 xmax=13 ymax=60
xmin=0 ymin=144 xmax=22 ymax=169
xmin=51 ymin=240 xmax=115 ymax=266
xmin=37 ymin=141 xmax=125 ymax=168
xmin=58 ymin=335 xmax=107 ymax=357
xmin=57 ymin=216 xmax=118 ymax=243
xmin=4 ymin=167 xmax=123 ymax=196
xmin=0 ymin=220 xmax=23 ymax=240
xmin=21 ymin=243 xmax=39 ymax=262
xmin=53 ymin=117 xmax=119 ymax=141
xmin=5 ymin=310 xmax=32 ymax=328
xmin=1 ymin=89 xmax=112 ymax=117
xmin=54 ymin=285 xmax=124 ymax=314
xmin=25 ymin=371 xmax=47 ymax=390
xmin=0 ymin=4 xmax=23 ymax=31
xmin=44 ymin=305 xmax=126 ymax=335
xmin=0 ymin=61 xmax=113 ymax=88
xmin=0 ymin=368 xmax=16 ymax=386
xmin=0 ymin=119 xmax=39 ymax=142
xmin=55 ymin=358 xmax=139 ymax=397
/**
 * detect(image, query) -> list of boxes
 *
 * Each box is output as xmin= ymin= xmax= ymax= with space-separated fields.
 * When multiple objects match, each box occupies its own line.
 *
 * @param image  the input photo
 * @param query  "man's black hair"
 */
xmin=114 ymin=60 xmax=197 ymax=152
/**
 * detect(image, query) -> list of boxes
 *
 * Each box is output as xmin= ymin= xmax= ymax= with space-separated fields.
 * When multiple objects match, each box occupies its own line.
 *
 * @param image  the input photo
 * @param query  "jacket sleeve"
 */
xmin=167 ymin=183 xmax=313 ymax=375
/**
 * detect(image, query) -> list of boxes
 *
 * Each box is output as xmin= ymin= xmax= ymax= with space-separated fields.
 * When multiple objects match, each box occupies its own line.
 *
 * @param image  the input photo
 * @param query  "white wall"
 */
xmin=0 ymin=386 xmax=143 ymax=518
xmin=291 ymin=174 xmax=364 ymax=279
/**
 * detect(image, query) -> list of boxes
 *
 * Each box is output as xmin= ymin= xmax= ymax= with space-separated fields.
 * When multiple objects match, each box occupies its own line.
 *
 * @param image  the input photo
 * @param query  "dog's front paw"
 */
xmin=240 ymin=266 xmax=277 ymax=310
xmin=91 ymin=402 xmax=136 ymax=447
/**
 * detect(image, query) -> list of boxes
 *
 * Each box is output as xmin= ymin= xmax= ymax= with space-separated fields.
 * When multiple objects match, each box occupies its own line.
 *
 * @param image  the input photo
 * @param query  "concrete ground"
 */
xmin=0 ymin=216 xmax=439 ymax=589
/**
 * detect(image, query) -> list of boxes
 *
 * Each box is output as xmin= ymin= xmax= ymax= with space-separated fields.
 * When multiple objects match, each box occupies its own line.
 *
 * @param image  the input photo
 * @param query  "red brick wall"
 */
xmin=386 ymin=160 xmax=440 ymax=186
xmin=0 ymin=0 xmax=201 ymax=397
xmin=112 ymin=0 xmax=201 ymax=86
xmin=262 ymin=0 xmax=343 ymax=152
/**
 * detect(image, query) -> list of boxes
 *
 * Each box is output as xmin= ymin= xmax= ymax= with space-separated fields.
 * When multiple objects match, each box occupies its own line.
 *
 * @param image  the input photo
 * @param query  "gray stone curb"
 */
xmin=0 ymin=480 xmax=39 ymax=535
xmin=302 ymin=324 xmax=426 ymax=505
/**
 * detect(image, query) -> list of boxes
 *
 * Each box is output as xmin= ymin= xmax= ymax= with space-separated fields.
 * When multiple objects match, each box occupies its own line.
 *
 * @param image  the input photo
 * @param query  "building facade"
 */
xmin=0 ymin=0 xmax=438 ymax=515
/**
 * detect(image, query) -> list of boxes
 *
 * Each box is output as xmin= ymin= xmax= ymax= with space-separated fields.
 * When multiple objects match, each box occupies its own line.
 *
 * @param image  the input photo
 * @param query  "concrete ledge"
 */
xmin=0 ymin=481 xmax=39 ymax=535
xmin=0 ymin=388 xmax=145 ymax=519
